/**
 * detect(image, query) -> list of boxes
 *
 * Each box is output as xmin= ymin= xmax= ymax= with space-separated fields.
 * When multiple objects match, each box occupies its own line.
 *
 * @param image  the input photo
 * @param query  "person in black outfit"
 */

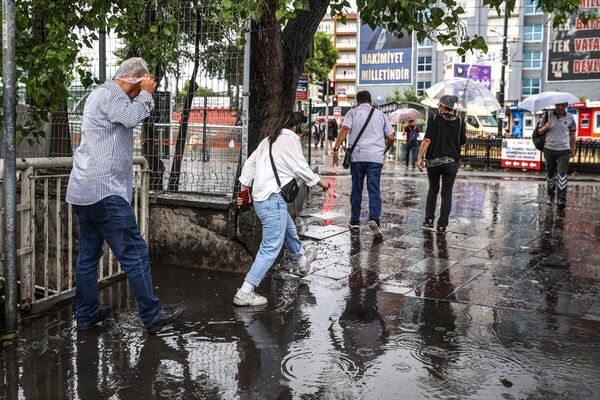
xmin=417 ymin=95 xmax=467 ymax=234
xmin=327 ymin=118 xmax=338 ymax=155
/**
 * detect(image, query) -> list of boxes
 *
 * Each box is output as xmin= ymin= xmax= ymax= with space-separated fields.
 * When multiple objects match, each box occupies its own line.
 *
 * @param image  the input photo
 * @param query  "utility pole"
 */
xmin=3 ymin=0 xmax=18 ymax=333
xmin=497 ymin=2 xmax=509 ymax=138
xmin=324 ymin=79 xmax=330 ymax=149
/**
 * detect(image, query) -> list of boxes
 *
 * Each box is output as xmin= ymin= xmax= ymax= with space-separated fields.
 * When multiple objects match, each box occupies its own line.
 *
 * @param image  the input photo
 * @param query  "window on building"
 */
xmin=418 ymin=56 xmax=432 ymax=72
xmin=522 ymin=79 xmax=540 ymax=96
xmin=416 ymin=81 xmax=431 ymax=95
xmin=418 ymin=38 xmax=433 ymax=48
xmin=594 ymin=112 xmax=600 ymax=134
xmin=458 ymin=2 xmax=468 ymax=11
xmin=523 ymin=51 xmax=542 ymax=69
xmin=524 ymin=24 xmax=542 ymax=41
xmin=525 ymin=0 xmax=542 ymax=15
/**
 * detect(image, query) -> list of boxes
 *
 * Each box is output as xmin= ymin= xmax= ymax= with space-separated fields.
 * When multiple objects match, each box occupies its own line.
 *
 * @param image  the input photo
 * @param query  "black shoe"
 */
xmin=147 ymin=303 xmax=186 ymax=334
xmin=77 ymin=305 xmax=113 ymax=331
xmin=348 ymin=221 xmax=360 ymax=235
xmin=557 ymin=201 xmax=566 ymax=209
xmin=422 ymin=218 xmax=434 ymax=230
xmin=437 ymin=226 xmax=447 ymax=235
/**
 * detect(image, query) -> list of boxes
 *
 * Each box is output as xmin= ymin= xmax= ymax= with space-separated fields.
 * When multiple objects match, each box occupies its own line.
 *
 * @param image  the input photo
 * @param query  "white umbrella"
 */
xmin=389 ymin=108 xmax=421 ymax=123
xmin=518 ymin=91 xmax=579 ymax=113
xmin=425 ymin=77 xmax=501 ymax=113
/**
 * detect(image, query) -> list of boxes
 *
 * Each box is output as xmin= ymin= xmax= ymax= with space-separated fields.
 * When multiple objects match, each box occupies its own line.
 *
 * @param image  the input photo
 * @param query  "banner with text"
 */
xmin=501 ymin=139 xmax=542 ymax=170
xmin=547 ymin=0 xmax=600 ymax=81
xmin=358 ymin=25 xmax=412 ymax=85
xmin=295 ymin=74 xmax=309 ymax=100
xmin=453 ymin=64 xmax=492 ymax=89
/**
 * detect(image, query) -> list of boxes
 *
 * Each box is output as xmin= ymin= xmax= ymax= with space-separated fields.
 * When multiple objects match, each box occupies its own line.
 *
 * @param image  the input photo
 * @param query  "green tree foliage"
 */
xmin=386 ymin=88 xmax=424 ymax=103
xmin=0 ymin=1 xmax=115 ymax=142
xmin=304 ymin=31 xmax=339 ymax=83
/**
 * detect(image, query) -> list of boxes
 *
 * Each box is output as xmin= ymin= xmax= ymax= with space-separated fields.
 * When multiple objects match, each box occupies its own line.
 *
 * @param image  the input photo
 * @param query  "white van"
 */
xmin=464 ymin=108 xmax=498 ymax=136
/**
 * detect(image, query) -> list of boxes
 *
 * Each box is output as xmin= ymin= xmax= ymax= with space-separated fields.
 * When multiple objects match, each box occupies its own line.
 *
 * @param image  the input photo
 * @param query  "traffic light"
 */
xmin=317 ymin=80 xmax=327 ymax=101
xmin=328 ymin=80 xmax=335 ymax=96
xmin=332 ymin=95 xmax=338 ymax=107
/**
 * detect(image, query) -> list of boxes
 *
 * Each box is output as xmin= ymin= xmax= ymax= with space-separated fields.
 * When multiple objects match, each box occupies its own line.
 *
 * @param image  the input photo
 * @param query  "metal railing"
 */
xmin=0 ymin=157 xmax=149 ymax=312
xmin=461 ymin=130 xmax=600 ymax=172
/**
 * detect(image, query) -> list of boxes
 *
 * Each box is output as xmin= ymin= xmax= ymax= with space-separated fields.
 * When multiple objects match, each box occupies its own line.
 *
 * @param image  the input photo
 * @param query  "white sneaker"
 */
xmin=368 ymin=220 xmax=383 ymax=238
xmin=233 ymin=289 xmax=268 ymax=306
xmin=297 ymin=246 xmax=318 ymax=275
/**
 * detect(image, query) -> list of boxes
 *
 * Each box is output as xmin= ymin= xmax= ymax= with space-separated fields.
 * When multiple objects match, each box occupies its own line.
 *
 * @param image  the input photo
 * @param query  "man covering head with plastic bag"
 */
xmin=113 ymin=57 xmax=157 ymax=100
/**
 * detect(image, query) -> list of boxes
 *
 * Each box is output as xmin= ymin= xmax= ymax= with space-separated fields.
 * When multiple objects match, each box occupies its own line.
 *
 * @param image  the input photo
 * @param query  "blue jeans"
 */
xmin=350 ymin=162 xmax=383 ymax=224
xmin=405 ymin=141 xmax=418 ymax=167
xmin=245 ymin=193 xmax=304 ymax=287
xmin=73 ymin=196 xmax=162 ymax=328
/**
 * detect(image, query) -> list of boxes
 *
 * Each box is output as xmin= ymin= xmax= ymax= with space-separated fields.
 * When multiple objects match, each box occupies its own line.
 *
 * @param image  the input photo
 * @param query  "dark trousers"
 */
xmin=73 ymin=195 xmax=162 ymax=328
xmin=350 ymin=162 xmax=383 ymax=224
xmin=425 ymin=162 xmax=459 ymax=227
xmin=543 ymin=148 xmax=570 ymax=203
xmin=405 ymin=141 xmax=418 ymax=167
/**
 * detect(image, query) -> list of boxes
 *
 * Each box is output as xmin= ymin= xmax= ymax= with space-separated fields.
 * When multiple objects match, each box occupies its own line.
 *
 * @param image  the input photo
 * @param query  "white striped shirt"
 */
xmin=66 ymin=81 xmax=154 ymax=205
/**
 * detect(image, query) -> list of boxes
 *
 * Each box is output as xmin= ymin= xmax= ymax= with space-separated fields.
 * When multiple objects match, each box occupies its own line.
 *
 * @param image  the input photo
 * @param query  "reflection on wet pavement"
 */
xmin=2 ymin=175 xmax=600 ymax=399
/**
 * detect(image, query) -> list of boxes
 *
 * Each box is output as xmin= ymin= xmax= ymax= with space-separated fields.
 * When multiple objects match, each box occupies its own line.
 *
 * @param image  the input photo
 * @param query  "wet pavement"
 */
xmin=2 ymin=169 xmax=600 ymax=399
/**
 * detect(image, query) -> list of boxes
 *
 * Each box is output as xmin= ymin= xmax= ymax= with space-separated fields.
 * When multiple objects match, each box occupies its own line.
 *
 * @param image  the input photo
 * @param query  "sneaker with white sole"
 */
xmin=368 ymin=220 xmax=383 ymax=238
xmin=233 ymin=289 xmax=268 ymax=306
xmin=348 ymin=222 xmax=360 ymax=235
xmin=297 ymin=246 xmax=317 ymax=275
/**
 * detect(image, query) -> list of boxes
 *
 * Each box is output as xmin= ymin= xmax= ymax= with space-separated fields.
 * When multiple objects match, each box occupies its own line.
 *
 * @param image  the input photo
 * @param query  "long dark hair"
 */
xmin=269 ymin=110 xmax=307 ymax=142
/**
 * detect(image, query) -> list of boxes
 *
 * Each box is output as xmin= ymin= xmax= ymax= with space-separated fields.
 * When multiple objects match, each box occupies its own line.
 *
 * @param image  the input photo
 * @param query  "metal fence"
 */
xmin=8 ymin=1 xmax=247 ymax=197
xmin=0 ymin=157 xmax=149 ymax=312
xmin=461 ymin=130 xmax=600 ymax=173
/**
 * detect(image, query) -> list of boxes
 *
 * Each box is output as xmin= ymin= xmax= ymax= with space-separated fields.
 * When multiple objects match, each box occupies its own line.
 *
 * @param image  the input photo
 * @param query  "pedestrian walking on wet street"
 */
xmin=537 ymin=102 xmax=577 ymax=209
xmin=404 ymin=119 xmax=420 ymax=169
xmin=234 ymin=111 xmax=331 ymax=306
xmin=417 ymin=95 xmax=467 ymax=235
xmin=66 ymin=57 xmax=185 ymax=334
xmin=333 ymin=90 xmax=395 ymax=238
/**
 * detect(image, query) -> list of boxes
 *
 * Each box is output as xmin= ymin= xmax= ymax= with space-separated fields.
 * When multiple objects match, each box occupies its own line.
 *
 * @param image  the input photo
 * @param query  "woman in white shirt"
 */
xmin=234 ymin=111 xmax=331 ymax=306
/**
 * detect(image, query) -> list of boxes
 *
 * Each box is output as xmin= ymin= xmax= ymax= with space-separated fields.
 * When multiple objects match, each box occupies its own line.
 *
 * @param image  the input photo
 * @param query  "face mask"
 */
xmin=116 ymin=76 xmax=143 ymax=84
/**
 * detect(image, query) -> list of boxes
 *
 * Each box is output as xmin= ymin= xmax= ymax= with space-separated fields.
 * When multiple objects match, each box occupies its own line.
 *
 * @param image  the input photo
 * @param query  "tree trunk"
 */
xmin=248 ymin=0 xmax=329 ymax=154
xmin=168 ymin=2 xmax=202 ymax=191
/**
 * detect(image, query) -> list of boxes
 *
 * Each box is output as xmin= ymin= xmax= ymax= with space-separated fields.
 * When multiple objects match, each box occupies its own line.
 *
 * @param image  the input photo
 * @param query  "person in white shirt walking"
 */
xmin=234 ymin=111 xmax=331 ymax=306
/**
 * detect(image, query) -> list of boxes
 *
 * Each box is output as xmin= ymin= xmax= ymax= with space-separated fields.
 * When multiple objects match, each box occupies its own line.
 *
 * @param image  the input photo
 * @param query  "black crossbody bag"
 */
xmin=343 ymin=108 xmax=375 ymax=169
xmin=269 ymin=139 xmax=300 ymax=203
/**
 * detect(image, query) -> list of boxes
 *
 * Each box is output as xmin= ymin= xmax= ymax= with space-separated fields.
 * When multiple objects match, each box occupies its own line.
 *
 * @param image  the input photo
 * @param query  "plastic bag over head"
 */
xmin=114 ymin=57 xmax=149 ymax=84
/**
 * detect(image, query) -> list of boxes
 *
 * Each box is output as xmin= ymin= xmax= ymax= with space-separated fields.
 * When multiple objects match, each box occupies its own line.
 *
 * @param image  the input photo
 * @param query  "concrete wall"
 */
xmin=148 ymin=183 xmax=311 ymax=274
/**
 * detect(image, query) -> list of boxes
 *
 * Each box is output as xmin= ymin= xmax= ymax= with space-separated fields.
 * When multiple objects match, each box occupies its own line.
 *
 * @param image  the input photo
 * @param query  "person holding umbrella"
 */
xmin=417 ymin=95 xmax=467 ymax=234
xmin=537 ymin=102 xmax=577 ymax=209
xmin=404 ymin=119 xmax=420 ymax=168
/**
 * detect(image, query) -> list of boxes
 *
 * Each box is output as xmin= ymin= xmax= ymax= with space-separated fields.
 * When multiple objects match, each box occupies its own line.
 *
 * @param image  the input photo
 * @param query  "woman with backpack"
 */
xmin=404 ymin=119 xmax=420 ymax=168
xmin=234 ymin=111 xmax=331 ymax=306
xmin=417 ymin=95 xmax=467 ymax=235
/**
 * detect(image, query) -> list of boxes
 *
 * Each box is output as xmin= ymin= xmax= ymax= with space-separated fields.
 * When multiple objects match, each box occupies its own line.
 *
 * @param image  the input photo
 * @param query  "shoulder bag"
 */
xmin=532 ymin=113 xmax=548 ymax=151
xmin=269 ymin=139 xmax=300 ymax=203
xmin=342 ymin=108 xmax=376 ymax=169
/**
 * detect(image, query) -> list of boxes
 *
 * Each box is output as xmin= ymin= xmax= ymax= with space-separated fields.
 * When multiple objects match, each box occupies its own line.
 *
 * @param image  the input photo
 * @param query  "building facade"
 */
xmin=316 ymin=1 xmax=599 ymax=106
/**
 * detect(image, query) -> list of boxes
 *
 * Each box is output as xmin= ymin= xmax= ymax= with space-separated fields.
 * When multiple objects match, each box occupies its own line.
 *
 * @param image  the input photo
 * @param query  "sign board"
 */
xmin=191 ymin=96 xmax=230 ymax=109
xmin=295 ymin=74 xmax=309 ymax=100
xmin=333 ymin=107 xmax=342 ymax=116
xmin=358 ymin=25 xmax=412 ymax=85
xmin=547 ymin=0 xmax=600 ymax=81
xmin=497 ymin=108 xmax=506 ymax=120
xmin=501 ymin=139 xmax=542 ymax=170
xmin=338 ymin=88 xmax=347 ymax=101
xmin=453 ymin=64 xmax=492 ymax=89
